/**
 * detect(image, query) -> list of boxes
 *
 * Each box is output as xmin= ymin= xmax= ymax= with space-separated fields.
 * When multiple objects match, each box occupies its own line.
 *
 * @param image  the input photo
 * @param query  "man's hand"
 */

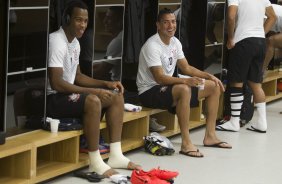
xmin=227 ymin=39 xmax=235 ymax=49
xmin=96 ymin=89 xmax=114 ymax=106
xmin=208 ymin=75 xmax=225 ymax=92
xmin=184 ymin=77 xmax=204 ymax=87
xmin=105 ymin=81 xmax=124 ymax=94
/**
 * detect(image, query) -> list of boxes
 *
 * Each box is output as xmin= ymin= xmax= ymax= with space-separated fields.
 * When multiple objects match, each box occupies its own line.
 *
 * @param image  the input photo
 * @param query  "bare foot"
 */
xmin=127 ymin=161 xmax=142 ymax=170
xmin=180 ymin=144 xmax=204 ymax=157
xmin=203 ymin=138 xmax=232 ymax=149
xmin=102 ymin=168 xmax=119 ymax=178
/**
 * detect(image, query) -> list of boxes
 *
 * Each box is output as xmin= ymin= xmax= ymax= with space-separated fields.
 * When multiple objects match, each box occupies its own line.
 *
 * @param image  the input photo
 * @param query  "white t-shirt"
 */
xmin=105 ymin=31 xmax=123 ymax=81
xmin=136 ymin=33 xmax=185 ymax=95
xmin=47 ymin=27 xmax=80 ymax=95
xmin=228 ymin=0 xmax=272 ymax=43
xmin=271 ymin=4 xmax=282 ymax=33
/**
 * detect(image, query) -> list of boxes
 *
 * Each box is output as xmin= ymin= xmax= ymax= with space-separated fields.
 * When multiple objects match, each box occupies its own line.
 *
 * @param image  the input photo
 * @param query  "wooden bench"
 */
xmin=0 ymin=105 xmax=206 ymax=184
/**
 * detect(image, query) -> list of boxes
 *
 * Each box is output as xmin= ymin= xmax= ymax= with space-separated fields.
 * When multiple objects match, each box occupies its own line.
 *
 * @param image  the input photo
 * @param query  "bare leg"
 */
xmin=84 ymin=95 xmax=115 ymax=177
xmin=83 ymin=95 xmax=102 ymax=151
xmin=263 ymin=33 xmax=282 ymax=72
xmin=200 ymin=81 xmax=231 ymax=148
xmin=248 ymin=81 xmax=265 ymax=103
xmin=103 ymin=94 xmax=141 ymax=170
xmin=172 ymin=84 xmax=203 ymax=157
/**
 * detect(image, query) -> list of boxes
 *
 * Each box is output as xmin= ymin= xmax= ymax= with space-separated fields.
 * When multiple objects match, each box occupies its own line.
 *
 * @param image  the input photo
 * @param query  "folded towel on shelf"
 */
xmin=124 ymin=103 xmax=142 ymax=112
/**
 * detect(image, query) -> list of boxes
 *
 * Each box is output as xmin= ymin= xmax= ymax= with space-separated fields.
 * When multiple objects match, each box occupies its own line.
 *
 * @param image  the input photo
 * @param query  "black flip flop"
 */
xmin=74 ymin=171 xmax=105 ymax=182
xmin=216 ymin=125 xmax=238 ymax=132
xmin=246 ymin=126 xmax=266 ymax=133
xmin=179 ymin=149 xmax=204 ymax=158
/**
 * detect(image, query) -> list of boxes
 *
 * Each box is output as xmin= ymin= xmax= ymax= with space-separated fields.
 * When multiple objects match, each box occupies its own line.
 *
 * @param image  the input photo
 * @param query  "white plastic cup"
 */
xmin=198 ymin=79 xmax=205 ymax=90
xmin=50 ymin=119 xmax=60 ymax=133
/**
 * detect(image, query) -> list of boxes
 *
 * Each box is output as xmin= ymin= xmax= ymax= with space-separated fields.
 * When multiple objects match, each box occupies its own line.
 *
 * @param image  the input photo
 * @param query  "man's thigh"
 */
xmin=46 ymin=93 xmax=87 ymax=118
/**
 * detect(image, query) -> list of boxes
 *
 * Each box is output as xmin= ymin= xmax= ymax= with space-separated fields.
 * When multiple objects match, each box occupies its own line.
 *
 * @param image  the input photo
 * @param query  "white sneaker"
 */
xmin=149 ymin=118 xmax=166 ymax=132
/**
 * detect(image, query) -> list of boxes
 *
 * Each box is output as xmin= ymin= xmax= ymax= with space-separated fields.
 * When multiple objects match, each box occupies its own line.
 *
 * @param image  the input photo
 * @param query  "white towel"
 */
xmin=124 ymin=103 xmax=142 ymax=112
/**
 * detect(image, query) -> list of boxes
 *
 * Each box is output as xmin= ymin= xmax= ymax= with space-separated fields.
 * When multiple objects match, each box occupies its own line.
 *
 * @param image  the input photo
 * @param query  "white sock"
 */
xmin=89 ymin=150 xmax=111 ymax=175
xmin=252 ymin=102 xmax=267 ymax=131
xmin=107 ymin=142 xmax=130 ymax=169
xmin=217 ymin=117 xmax=240 ymax=131
xmin=217 ymin=91 xmax=243 ymax=131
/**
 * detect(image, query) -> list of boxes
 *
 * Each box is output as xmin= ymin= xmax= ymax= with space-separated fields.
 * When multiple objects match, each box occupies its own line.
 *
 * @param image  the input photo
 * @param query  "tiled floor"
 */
xmin=45 ymin=100 xmax=282 ymax=184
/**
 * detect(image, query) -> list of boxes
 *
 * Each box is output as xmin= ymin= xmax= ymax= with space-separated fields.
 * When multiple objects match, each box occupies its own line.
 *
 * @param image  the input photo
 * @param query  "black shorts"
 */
xmin=139 ymin=85 xmax=199 ymax=114
xmin=228 ymin=37 xmax=266 ymax=83
xmin=46 ymin=93 xmax=87 ymax=119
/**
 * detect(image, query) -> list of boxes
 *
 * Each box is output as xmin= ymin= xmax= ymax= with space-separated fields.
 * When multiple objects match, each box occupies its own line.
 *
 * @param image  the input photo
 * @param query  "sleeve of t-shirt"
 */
xmin=264 ymin=0 xmax=271 ymax=7
xmin=175 ymin=38 xmax=185 ymax=60
xmin=48 ymin=34 xmax=65 ymax=68
xmin=142 ymin=42 xmax=162 ymax=68
xmin=228 ymin=0 xmax=239 ymax=6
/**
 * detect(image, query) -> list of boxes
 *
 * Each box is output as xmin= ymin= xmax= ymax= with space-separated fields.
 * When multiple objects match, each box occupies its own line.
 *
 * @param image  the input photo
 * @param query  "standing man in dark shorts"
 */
xmin=216 ymin=0 xmax=276 ymax=132
xmin=47 ymin=1 xmax=140 ymax=177
xmin=137 ymin=8 xmax=232 ymax=158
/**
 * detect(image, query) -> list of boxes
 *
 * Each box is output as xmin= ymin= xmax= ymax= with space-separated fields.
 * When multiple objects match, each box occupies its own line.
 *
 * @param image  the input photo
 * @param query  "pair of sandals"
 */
xmin=74 ymin=171 xmax=105 ymax=182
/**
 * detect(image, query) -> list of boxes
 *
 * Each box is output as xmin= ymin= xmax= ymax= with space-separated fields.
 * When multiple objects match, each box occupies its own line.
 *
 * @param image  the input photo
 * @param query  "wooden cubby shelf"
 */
xmin=263 ymin=71 xmax=282 ymax=103
xmin=0 ymin=103 xmax=206 ymax=184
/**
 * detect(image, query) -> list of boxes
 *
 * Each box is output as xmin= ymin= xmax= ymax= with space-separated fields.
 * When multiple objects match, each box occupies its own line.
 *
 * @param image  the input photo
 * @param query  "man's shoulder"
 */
xmin=49 ymin=29 xmax=66 ymax=44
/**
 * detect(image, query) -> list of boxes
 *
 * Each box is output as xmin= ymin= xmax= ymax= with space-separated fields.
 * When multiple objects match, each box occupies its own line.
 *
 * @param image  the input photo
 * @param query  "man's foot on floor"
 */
xmin=127 ymin=161 xmax=142 ymax=170
xmin=179 ymin=149 xmax=204 ymax=158
xmin=216 ymin=121 xmax=240 ymax=132
xmin=102 ymin=168 xmax=119 ymax=178
xmin=204 ymin=142 xmax=232 ymax=149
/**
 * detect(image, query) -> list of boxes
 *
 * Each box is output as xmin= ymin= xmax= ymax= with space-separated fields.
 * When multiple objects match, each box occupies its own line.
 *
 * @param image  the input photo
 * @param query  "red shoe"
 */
xmin=141 ymin=167 xmax=179 ymax=180
xmin=130 ymin=170 xmax=170 ymax=184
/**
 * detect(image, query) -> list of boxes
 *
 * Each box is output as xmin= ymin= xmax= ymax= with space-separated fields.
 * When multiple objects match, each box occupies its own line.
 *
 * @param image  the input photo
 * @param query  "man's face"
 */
xmin=103 ymin=9 xmax=121 ymax=34
xmin=156 ymin=13 xmax=177 ymax=38
xmin=68 ymin=7 xmax=88 ymax=39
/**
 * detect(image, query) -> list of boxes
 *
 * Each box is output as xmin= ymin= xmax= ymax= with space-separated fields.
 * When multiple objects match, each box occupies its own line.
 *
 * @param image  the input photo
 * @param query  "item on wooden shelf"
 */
xmin=79 ymin=135 xmax=110 ymax=154
xmin=43 ymin=117 xmax=82 ymax=131
xmin=149 ymin=118 xmax=166 ymax=132
xmin=277 ymin=80 xmax=282 ymax=91
xmin=124 ymin=103 xmax=142 ymax=112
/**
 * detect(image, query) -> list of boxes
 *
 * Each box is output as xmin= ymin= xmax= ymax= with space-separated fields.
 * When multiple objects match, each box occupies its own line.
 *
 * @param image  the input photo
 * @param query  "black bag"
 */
xmin=240 ymin=85 xmax=254 ymax=124
xmin=43 ymin=118 xmax=83 ymax=131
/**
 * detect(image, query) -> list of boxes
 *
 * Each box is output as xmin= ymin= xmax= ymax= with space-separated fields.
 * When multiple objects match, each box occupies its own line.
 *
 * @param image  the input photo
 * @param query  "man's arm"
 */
xmin=150 ymin=62 xmax=203 ymax=88
xmin=264 ymin=6 xmax=277 ymax=34
xmin=48 ymin=66 xmax=101 ymax=95
xmin=177 ymin=58 xmax=225 ymax=91
xmin=226 ymin=5 xmax=237 ymax=49
xmin=75 ymin=66 xmax=124 ymax=93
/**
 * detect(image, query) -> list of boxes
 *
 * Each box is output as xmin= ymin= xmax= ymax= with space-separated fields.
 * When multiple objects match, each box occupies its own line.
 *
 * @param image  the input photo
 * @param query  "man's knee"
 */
xmin=85 ymin=94 xmax=101 ymax=111
xmin=111 ymin=94 xmax=124 ymax=105
xmin=173 ymin=84 xmax=191 ymax=98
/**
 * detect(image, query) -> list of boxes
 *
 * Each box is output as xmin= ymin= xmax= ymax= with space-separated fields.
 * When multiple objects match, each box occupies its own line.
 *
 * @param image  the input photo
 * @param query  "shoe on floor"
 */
xmin=130 ymin=170 xmax=170 ymax=184
xmin=150 ymin=118 xmax=166 ymax=132
xmin=140 ymin=167 xmax=179 ymax=180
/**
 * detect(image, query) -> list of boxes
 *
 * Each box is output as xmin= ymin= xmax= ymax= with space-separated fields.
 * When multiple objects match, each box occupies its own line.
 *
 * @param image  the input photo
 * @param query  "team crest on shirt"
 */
xmin=68 ymin=93 xmax=80 ymax=102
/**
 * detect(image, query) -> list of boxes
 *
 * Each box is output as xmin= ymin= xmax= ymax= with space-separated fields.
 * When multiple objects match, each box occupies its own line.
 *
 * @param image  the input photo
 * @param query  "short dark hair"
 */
xmin=109 ymin=6 xmax=124 ymax=20
xmin=157 ymin=8 xmax=174 ymax=22
xmin=64 ymin=0 xmax=88 ymax=19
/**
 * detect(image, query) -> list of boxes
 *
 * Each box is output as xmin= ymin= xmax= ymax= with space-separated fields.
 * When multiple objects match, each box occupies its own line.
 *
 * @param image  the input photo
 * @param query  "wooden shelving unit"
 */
xmin=0 ymin=102 xmax=206 ymax=184
xmin=262 ymin=71 xmax=282 ymax=103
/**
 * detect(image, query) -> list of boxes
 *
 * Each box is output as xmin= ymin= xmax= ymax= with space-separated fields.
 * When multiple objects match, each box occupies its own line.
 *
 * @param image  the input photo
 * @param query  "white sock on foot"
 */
xmin=107 ymin=142 xmax=130 ymax=169
xmin=217 ymin=117 xmax=240 ymax=131
xmin=89 ymin=150 xmax=111 ymax=175
xmin=251 ymin=102 xmax=267 ymax=131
